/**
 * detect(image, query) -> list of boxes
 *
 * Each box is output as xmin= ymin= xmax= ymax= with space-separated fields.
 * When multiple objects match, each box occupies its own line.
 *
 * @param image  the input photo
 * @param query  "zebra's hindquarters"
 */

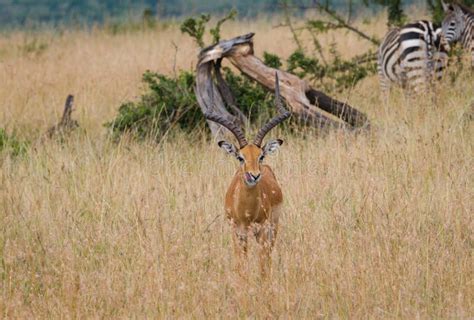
xmin=377 ymin=20 xmax=449 ymax=97
xmin=378 ymin=27 xmax=402 ymax=95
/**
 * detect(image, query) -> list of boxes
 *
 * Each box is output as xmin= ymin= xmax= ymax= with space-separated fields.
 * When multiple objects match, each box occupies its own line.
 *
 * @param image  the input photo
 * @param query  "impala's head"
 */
xmin=218 ymin=140 xmax=283 ymax=186
xmin=205 ymin=72 xmax=290 ymax=187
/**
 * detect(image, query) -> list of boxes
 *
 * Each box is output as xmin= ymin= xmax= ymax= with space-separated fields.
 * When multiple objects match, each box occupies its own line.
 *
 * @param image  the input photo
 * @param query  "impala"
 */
xmin=205 ymin=73 xmax=290 ymax=275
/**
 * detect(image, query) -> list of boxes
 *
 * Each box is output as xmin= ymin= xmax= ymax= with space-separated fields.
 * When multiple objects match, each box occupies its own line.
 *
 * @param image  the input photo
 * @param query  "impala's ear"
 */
xmin=262 ymin=139 xmax=283 ymax=156
xmin=218 ymin=140 xmax=238 ymax=157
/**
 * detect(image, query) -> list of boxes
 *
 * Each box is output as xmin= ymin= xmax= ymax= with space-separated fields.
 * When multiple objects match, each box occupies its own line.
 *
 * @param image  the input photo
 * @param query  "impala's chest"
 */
xmin=225 ymin=184 xmax=279 ymax=227
xmin=232 ymin=192 xmax=270 ymax=225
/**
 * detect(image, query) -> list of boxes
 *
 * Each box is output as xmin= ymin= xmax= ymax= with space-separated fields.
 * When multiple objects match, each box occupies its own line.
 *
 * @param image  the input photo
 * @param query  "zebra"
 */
xmin=378 ymin=20 xmax=450 ymax=95
xmin=441 ymin=1 xmax=474 ymax=67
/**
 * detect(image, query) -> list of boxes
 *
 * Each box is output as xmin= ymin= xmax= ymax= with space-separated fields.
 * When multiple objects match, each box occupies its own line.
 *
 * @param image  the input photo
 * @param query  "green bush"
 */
xmin=263 ymin=52 xmax=282 ymax=69
xmin=287 ymin=50 xmax=326 ymax=80
xmin=105 ymin=68 xmax=277 ymax=141
xmin=106 ymin=71 xmax=199 ymax=140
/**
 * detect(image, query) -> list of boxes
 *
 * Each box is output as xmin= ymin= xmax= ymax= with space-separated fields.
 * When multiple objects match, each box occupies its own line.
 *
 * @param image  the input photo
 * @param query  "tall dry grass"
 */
xmin=0 ymin=14 xmax=473 ymax=318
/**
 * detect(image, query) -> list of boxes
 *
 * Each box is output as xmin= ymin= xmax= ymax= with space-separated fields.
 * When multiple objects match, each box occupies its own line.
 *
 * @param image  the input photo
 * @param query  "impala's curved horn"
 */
xmin=253 ymin=72 xmax=291 ymax=147
xmin=204 ymin=112 xmax=248 ymax=148
xmin=203 ymin=75 xmax=248 ymax=148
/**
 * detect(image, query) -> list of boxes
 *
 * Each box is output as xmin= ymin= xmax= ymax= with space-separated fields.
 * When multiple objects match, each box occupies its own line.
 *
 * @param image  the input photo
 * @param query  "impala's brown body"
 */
xmin=225 ymin=144 xmax=282 ymax=223
xmin=225 ymin=162 xmax=282 ymax=226
xmin=224 ymin=145 xmax=283 ymax=275
xmin=205 ymin=73 xmax=290 ymax=276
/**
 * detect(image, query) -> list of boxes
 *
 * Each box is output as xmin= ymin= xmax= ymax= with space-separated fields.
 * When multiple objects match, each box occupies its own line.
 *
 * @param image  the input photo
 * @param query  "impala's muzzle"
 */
xmin=244 ymin=172 xmax=261 ymax=186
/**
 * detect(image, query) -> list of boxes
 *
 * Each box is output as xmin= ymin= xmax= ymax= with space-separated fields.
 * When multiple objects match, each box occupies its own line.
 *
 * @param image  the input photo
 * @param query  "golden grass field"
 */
xmin=1 ymin=12 xmax=473 ymax=318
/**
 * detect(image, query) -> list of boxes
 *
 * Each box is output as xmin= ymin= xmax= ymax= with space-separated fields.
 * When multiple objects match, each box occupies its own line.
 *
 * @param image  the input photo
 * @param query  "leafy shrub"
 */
xmin=263 ymin=52 xmax=282 ymax=69
xmin=287 ymin=50 xmax=326 ymax=80
xmin=106 ymin=71 xmax=199 ymax=140
xmin=0 ymin=128 xmax=29 ymax=157
xmin=280 ymin=4 xmax=379 ymax=92
xmin=180 ymin=14 xmax=210 ymax=48
xmin=106 ymin=68 xmax=276 ymax=141
xmin=180 ymin=9 xmax=237 ymax=48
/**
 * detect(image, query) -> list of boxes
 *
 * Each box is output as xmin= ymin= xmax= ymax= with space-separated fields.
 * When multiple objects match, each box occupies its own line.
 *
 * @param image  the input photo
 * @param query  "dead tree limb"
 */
xmin=214 ymin=59 xmax=247 ymax=125
xmin=195 ymin=59 xmax=240 ymax=139
xmin=195 ymin=33 xmax=370 ymax=135
xmin=195 ymin=34 xmax=254 ymax=139
xmin=47 ymin=94 xmax=79 ymax=137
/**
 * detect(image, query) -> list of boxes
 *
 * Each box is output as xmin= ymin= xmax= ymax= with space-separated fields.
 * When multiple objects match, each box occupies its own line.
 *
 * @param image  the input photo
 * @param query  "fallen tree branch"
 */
xmin=214 ymin=59 xmax=248 ymax=125
xmin=195 ymin=33 xmax=370 ymax=134
xmin=195 ymin=34 xmax=255 ymax=139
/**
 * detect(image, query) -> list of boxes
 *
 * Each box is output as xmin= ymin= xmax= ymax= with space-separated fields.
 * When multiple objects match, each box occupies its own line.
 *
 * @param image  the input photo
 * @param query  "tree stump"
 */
xmin=47 ymin=95 xmax=79 ymax=137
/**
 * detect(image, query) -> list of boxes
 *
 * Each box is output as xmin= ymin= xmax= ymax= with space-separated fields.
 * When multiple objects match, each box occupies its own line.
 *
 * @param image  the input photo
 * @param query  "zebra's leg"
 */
xmin=404 ymin=61 xmax=430 ymax=97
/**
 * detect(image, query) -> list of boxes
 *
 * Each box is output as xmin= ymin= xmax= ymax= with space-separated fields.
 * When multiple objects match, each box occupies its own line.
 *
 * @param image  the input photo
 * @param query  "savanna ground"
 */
xmin=0 ymin=11 xmax=473 ymax=318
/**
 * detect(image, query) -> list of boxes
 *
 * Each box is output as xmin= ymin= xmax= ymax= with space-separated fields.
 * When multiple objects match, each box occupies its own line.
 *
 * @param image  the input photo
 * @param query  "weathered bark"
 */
xmin=305 ymin=89 xmax=369 ymax=128
xmin=214 ymin=59 xmax=247 ymax=125
xmin=195 ymin=34 xmax=257 ymax=139
xmin=195 ymin=33 xmax=370 ymax=137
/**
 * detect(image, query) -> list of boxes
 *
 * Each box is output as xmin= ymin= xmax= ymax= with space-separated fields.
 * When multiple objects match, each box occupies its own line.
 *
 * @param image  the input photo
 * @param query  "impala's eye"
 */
xmin=237 ymin=155 xmax=244 ymax=164
xmin=258 ymin=155 xmax=265 ymax=163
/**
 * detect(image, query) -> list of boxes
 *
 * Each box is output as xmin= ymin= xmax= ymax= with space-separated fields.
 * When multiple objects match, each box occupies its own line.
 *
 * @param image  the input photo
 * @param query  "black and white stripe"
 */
xmin=378 ymin=20 xmax=449 ymax=94
xmin=442 ymin=2 xmax=474 ymax=67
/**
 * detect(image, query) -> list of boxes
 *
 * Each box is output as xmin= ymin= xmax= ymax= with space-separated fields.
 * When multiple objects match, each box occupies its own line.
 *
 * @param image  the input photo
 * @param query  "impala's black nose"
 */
xmin=244 ymin=172 xmax=261 ymax=186
xmin=251 ymin=173 xmax=261 ymax=181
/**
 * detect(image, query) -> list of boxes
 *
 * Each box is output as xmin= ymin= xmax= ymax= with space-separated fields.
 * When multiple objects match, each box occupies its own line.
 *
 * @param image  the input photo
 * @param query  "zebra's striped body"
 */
xmin=378 ymin=20 xmax=449 ymax=94
xmin=442 ymin=2 xmax=474 ymax=67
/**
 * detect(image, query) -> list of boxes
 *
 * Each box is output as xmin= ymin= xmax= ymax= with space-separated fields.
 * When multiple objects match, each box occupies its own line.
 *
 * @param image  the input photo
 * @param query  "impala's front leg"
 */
xmin=232 ymin=224 xmax=248 ymax=274
xmin=257 ymin=205 xmax=281 ymax=277
xmin=256 ymin=222 xmax=278 ymax=277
